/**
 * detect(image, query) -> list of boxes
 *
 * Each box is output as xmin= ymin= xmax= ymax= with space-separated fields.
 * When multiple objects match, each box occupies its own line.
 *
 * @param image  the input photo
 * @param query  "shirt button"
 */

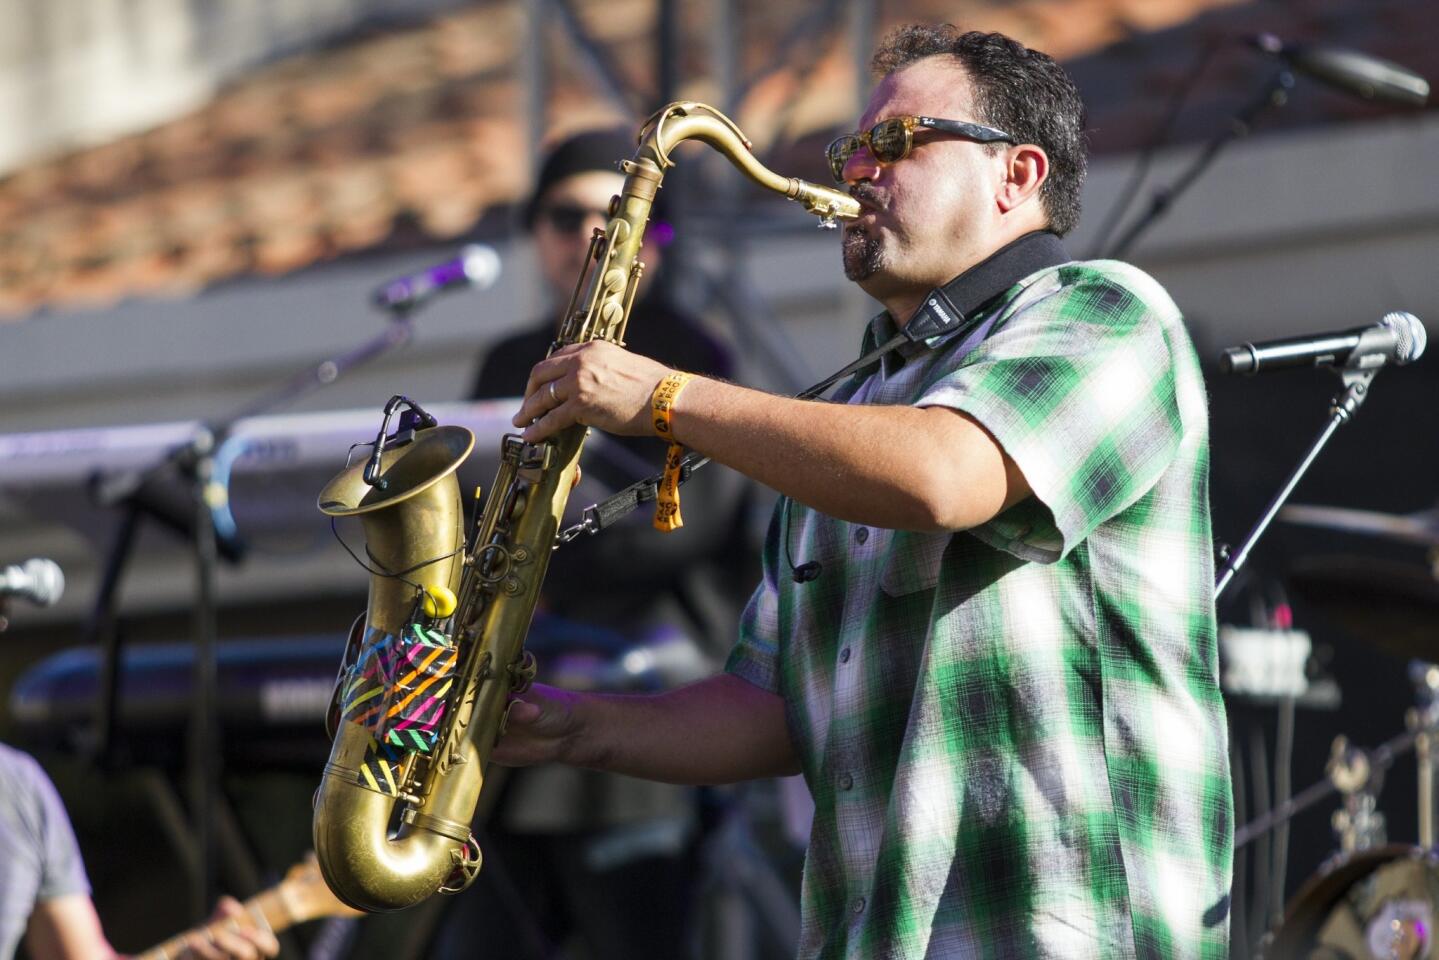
xmin=854 ymin=527 xmax=869 ymax=544
xmin=853 ymin=896 xmax=866 ymax=915
xmin=839 ymin=646 xmax=851 ymax=664
xmin=839 ymin=772 xmax=853 ymax=791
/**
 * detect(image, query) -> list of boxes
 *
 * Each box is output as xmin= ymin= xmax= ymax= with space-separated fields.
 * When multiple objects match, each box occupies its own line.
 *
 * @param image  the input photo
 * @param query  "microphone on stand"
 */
xmin=1249 ymin=34 xmax=1430 ymax=107
xmin=1220 ymin=311 xmax=1426 ymax=375
xmin=372 ymin=244 xmax=502 ymax=312
xmin=0 ymin=558 xmax=65 ymax=607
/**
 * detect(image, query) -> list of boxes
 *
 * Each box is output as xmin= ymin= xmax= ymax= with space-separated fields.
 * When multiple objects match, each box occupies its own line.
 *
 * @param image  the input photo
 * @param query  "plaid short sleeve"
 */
xmin=724 ymin=499 xmax=785 ymax=693
xmin=920 ymin=264 xmax=1186 ymax=563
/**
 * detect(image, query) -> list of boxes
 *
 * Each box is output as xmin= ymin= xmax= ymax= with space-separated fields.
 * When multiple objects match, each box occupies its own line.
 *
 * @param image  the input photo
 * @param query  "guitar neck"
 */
xmin=134 ymin=888 xmax=292 ymax=960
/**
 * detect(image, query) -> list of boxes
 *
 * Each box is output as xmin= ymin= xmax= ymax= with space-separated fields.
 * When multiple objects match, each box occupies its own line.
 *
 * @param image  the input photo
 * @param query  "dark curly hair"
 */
xmin=871 ymin=25 xmax=1087 ymax=236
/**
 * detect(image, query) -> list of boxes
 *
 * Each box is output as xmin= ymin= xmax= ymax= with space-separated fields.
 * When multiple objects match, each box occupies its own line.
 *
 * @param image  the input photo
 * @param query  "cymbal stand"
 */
xmin=1234 ymin=726 xmax=1416 ymax=850
xmin=1327 ymin=735 xmax=1387 ymax=855
xmin=1407 ymin=661 xmax=1439 ymax=847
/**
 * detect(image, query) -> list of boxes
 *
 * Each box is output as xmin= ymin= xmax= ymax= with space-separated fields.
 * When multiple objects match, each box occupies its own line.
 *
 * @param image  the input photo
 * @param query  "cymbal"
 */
xmin=1286 ymin=555 xmax=1439 ymax=660
xmin=1279 ymin=503 xmax=1439 ymax=549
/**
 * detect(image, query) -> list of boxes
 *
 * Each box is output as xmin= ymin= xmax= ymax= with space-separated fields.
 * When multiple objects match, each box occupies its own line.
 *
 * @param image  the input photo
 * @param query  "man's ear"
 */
xmin=996 ymin=144 xmax=1048 ymax=216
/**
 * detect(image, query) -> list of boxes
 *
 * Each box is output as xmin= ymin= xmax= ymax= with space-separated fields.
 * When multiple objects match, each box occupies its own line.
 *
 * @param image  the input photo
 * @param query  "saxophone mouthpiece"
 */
xmin=788 ymin=179 xmax=862 ymax=225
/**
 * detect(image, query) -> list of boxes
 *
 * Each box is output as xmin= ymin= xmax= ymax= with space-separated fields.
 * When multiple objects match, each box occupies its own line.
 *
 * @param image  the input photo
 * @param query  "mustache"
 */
xmin=848 ymin=183 xmax=884 ymax=210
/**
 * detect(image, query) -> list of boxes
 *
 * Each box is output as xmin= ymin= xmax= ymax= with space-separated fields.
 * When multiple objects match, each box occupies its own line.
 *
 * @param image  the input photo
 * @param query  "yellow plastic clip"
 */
xmin=423 ymin=586 xmax=458 ymax=619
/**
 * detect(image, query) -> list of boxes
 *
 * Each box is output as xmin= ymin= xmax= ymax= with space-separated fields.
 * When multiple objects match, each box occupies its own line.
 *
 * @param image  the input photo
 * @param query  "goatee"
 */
xmin=842 ymin=226 xmax=883 ymax=281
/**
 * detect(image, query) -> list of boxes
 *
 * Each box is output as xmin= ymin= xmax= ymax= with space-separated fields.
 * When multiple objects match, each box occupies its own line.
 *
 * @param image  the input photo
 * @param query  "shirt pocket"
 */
xmin=879 ymin=530 xmax=952 ymax=596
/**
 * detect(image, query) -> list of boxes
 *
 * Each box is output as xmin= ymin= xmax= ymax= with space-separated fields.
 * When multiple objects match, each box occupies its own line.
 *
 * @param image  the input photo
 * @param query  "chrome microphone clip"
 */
xmin=363 ymin=395 xmax=439 ymax=489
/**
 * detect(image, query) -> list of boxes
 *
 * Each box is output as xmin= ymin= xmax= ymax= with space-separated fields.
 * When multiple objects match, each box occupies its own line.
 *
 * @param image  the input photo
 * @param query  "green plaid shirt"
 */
xmin=726 ymin=260 xmax=1232 ymax=959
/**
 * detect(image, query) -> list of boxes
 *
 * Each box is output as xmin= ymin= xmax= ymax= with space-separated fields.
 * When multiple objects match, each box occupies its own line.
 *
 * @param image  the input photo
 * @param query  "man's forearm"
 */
xmin=507 ymin=674 xmax=801 ymax=785
xmin=670 ymin=376 xmax=1026 ymax=531
xmin=512 ymin=340 xmax=1029 ymax=531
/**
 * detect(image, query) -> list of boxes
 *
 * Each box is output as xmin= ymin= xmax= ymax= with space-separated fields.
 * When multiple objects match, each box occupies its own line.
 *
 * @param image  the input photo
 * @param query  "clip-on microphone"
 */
xmin=362 ymin=395 xmax=440 ymax=490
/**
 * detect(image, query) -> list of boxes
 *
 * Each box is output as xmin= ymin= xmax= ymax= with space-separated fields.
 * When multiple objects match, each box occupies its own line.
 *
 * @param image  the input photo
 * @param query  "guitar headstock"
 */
xmin=277 ymin=855 xmax=365 ymax=924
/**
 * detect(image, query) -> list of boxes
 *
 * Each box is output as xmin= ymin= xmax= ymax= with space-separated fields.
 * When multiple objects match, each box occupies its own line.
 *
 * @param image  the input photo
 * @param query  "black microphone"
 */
xmin=1250 ymin=33 xmax=1430 ymax=107
xmin=372 ymin=244 xmax=502 ymax=312
xmin=0 ymin=559 xmax=65 ymax=607
xmin=1220 ymin=311 xmax=1426 ymax=375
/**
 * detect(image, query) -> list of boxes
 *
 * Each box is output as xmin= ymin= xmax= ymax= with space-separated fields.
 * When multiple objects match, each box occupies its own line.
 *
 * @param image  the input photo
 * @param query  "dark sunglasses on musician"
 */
xmin=537 ymin=203 xmax=612 ymax=234
xmin=536 ymin=202 xmax=677 ymax=247
xmin=825 ymin=115 xmax=1015 ymax=182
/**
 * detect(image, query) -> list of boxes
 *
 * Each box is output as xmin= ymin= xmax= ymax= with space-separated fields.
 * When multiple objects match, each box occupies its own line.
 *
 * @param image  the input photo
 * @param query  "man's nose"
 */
xmin=842 ymin=144 xmax=881 ymax=184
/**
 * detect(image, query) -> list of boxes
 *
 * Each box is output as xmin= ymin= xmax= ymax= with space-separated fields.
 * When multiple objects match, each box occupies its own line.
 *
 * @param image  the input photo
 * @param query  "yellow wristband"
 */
xmin=651 ymin=372 xmax=692 ymax=439
xmin=650 ymin=372 xmax=693 ymax=532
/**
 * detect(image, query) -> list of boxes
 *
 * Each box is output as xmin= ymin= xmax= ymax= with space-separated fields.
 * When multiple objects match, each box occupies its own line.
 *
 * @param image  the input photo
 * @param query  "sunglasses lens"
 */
xmin=826 ymin=135 xmax=861 ymax=181
xmin=869 ymin=119 xmax=910 ymax=163
xmin=542 ymin=205 xmax=600 ymax=233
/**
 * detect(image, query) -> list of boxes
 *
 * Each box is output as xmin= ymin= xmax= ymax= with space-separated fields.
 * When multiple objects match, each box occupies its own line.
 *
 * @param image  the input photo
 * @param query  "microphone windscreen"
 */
xmin=459 ymin=244 xmax=502 ymax=291
xmin=1381 ymin=311 xmax=1427 ymax=364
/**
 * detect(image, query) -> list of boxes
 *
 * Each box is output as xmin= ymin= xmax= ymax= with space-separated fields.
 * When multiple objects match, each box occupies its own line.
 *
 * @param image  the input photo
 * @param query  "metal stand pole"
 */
xmin=1106 ymin=69 xmax=1293 ymax=260
xmin=1215 ymin=368 xmax=1376 ymax=598
xmin=1409 ymin=661 xmax=1439 ymax=848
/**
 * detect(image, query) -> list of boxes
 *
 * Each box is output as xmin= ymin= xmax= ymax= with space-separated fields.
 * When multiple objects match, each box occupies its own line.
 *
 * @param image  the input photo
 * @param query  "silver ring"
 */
xmin=548 ymin=381 xmax=559 ymax=404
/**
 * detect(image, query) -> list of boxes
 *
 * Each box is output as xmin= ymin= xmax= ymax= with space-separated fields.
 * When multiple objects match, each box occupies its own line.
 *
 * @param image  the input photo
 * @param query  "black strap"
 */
xmin=904 ymin=230 xmax=1069 ymax=342
xmin=569 ymin=231 xmax=1070 ymax=538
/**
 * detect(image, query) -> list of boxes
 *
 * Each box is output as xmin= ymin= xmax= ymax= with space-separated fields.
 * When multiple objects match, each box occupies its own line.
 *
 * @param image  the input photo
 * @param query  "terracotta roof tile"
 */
xmin=0 ymin=0 xmax=1428 ymax=319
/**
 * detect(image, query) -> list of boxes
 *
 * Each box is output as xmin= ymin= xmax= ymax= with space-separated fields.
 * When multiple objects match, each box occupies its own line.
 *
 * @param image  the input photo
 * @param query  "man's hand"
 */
xmin=492 ymin=683 xmax=585 ymax=768
xmin=513 ymin=341 xmax=676 ymax=443
xmin=175 ymin=897 xmax=279 ymax=960
xmin=491 ymin=675 xmax=798 ymax=785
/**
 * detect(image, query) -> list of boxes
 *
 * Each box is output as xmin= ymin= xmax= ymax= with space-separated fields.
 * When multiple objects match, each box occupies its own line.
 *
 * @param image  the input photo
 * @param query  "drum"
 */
xmin=1266 ymin=845 xmax=1439 ymax=959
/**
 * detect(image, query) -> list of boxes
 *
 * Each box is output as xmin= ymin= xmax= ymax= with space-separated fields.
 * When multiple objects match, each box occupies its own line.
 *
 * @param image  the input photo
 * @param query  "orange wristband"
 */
xmin=650 ymin=373 xmax=693 ymax=532
xmin=651 ymin=372 xmax=692 ymax=439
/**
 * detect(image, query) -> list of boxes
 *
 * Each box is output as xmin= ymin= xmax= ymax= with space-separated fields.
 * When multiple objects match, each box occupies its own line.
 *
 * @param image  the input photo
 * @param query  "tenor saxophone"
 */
xmin=312 ymin=102 xmax=859 ymax=912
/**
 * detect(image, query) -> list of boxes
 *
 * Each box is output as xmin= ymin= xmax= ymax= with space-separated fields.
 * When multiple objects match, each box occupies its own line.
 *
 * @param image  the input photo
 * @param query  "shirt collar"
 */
xmin=862 ymin=230 xmax=1071 ymax=357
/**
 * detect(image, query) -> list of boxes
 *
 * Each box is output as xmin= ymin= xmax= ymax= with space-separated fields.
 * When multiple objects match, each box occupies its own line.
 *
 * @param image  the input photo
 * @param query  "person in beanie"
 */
xmin=432 ymin=128 xmax=754 ymax=959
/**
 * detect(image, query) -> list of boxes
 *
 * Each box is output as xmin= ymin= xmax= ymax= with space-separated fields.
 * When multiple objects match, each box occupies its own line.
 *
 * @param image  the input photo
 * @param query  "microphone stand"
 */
xmin=86 ymin=304 xmax=417 ymax=919
xmin=1215 ymin=364 xmax=1376 ymax=599
xmin=1105 ymin=68 xmax=1294 ymax=260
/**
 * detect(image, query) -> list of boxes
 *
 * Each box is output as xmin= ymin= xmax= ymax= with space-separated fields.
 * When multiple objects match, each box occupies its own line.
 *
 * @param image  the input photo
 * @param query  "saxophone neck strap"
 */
xmin=563 ymin=230 xmax=1071 ymax=539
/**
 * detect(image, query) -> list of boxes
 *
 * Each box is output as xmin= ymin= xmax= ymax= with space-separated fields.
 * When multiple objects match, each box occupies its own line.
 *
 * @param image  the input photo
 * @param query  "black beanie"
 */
xmin=523 ymin=128 xmax=637 ymax=229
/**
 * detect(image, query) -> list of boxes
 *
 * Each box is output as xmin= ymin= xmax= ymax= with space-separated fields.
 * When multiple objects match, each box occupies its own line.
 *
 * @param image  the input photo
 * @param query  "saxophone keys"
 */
xmin=599 ymin=299 xmax=624 ymax=329
xmin=602 ymin=268 xmax=627 ymax=293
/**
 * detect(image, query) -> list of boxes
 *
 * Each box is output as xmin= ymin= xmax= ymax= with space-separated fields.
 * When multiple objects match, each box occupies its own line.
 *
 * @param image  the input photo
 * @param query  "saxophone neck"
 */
xmin=640 ymin=101 xmax=861 ymax=225
xmin=557 ymin=100 xmax=860 ymax=347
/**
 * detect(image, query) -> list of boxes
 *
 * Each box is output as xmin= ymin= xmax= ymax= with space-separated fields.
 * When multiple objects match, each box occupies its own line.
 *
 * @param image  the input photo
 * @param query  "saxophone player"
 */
xmin=496 ymin=25 xmax=1232 ymax=960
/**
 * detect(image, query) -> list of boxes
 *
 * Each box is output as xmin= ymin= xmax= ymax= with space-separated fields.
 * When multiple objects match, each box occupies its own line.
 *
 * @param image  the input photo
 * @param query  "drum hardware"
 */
xmin=1263 ymin=845 xmax=1439 ymax=959
xmin=1252 ymin=668 xmax=1439 ymax=957
xmin=1328 ymin=735 xmax=1388 ymax=855
xmin=1236 ymin=727 xmax=1417 ymax=852
xmin=1280 ymin=504 xmax=1439 ymax=553
xmin=1409 ymin=662 xmax=1439 ymax=849
xmin=1284 ymin=557 xmax=1439 ymax=663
